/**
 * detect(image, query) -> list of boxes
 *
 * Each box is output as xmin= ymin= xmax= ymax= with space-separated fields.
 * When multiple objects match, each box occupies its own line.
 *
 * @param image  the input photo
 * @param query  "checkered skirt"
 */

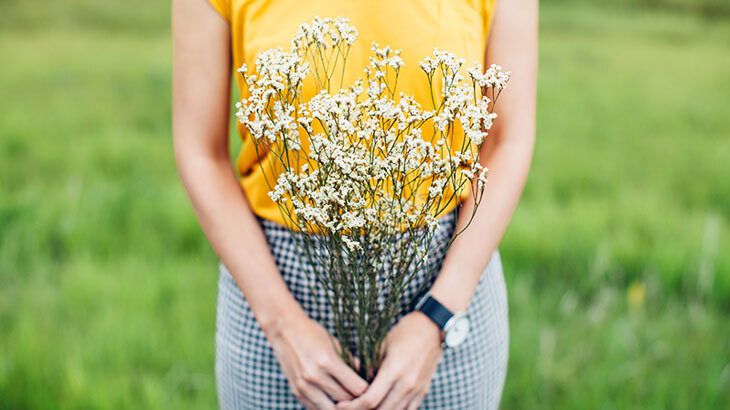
xmin=215 ymin=210 xmax=509 ymax=409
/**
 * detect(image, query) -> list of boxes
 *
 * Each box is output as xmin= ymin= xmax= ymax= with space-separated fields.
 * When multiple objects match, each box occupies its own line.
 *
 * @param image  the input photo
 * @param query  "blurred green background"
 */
xmin=1 ymin=0 xmax=728 ymax=408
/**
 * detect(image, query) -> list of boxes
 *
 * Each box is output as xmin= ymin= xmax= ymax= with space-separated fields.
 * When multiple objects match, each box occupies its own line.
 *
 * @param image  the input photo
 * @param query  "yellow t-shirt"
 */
xmin=207 ymin=0 xmax=497 ymax=228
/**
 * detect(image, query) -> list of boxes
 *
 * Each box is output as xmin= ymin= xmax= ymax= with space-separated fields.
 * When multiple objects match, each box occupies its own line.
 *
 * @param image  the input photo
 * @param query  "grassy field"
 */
xmin=1 ymin=1 xmax=729 ymax=409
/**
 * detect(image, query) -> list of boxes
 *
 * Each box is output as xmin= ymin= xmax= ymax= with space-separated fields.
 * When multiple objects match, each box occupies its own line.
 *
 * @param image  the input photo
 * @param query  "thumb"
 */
xmin=378 ymin=339 xmax=388 ymax=362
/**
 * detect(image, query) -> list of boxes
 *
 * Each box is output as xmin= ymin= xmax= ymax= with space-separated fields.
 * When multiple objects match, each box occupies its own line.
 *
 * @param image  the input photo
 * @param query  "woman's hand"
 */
xmin=336 ymin=312 xmax=444 ymax=410
xmin=265 ymin=310 xmax=369 ymax=410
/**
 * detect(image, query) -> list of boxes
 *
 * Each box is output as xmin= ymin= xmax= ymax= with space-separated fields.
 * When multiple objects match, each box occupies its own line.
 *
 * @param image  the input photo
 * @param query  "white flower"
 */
xmin=342 ymin=235 xmax=362 ymax=252
xmin=428 ymin=178 xmax=447 ymax=198
xmin=478 ymin=167 xmax=489 ymax=189
xmin=468 ymin=63 xmax=511 ymax=90
xmin=425 ymin=214 xmax=439 ymax=232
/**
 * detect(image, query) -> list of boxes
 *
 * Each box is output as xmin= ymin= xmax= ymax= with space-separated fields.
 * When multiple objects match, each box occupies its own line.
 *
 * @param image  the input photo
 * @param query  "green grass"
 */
xmin=1 ymin=1 xmax=729 ymax=409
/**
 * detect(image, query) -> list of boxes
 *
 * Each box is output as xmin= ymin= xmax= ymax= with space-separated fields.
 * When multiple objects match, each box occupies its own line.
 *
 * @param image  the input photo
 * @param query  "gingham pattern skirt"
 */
xmin=215 ymin=210 xmax=509 ymax=409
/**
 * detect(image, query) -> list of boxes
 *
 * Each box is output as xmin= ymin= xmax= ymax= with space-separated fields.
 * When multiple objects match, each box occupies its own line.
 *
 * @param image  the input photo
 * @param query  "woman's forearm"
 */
xmin=172 ymin=0 xmax=304 ymax=335
xmin=430 ymin=133 xmax=534 ymax=312
xmin=175 ymin=150 xmax=305 ymax=333
xmin=429 ymin=0 xmax=538 ymax=312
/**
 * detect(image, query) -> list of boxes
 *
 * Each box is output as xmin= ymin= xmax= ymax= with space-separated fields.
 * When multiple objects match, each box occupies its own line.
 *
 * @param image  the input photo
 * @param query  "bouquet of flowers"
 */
xmin=235 ymin=16 xmax=509 ymax=381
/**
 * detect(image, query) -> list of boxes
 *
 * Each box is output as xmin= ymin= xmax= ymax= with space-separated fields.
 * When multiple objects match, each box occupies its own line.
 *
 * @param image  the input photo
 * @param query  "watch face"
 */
xmin=444 ymin=314 xmax=470 ymax=347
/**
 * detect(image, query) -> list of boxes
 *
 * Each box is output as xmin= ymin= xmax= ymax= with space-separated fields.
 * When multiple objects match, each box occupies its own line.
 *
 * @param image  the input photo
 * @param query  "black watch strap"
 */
xmin=414 ymin=293 xmax=453 ymax=330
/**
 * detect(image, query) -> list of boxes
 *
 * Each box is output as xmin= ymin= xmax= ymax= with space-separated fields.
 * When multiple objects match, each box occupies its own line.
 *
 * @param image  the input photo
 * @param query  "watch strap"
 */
xmin=414 ymin=293 xmax=453 ymax=330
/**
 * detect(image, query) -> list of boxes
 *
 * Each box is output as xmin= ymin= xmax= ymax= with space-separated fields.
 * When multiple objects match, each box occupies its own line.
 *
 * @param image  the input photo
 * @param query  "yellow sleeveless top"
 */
xmin=207 ymin=0 xmax=497 ymax=228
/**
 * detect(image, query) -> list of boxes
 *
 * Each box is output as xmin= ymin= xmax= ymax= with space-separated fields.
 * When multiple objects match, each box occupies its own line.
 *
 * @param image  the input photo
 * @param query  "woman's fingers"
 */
xmin=294 ymin=378 xmax=337 ymax=410
xmin=318 ymin=334 xmax=367 ymax=400
xmin=379 ymin=377 xmax=425 ymax=410
xmin=401 ymin=385 xmax=428 ymax=410
xmin=406 ymin=391 xmax=427 ymax=410
xmin=297 ymin=351 xmax=358 ymax=404
xmin=326 ymin=354 xmax=369 ymax=397
xmin=316 ymin=373 xmax=355 ymax=402
xmin=336 ymin=366 xmax=395 ymax=410
xmin=383 ymin=380 xmax=420 ymax=410
xmin=374 ymin=384 xmax=403 ymax=410
xmin=307 ymin=386 xmax=337 ymax=410
xmin=269 ymin=316 xmax=371 ymax=407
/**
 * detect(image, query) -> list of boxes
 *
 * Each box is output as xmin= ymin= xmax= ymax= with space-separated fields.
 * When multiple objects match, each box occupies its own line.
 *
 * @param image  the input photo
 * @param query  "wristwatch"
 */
xmin=413 ymin=291 xmax=471 ymax=349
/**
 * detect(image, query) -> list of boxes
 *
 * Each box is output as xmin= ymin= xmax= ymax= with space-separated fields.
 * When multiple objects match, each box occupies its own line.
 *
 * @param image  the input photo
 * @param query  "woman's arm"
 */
xmin=171 ymin=1 xmax=367 ymax=408
xmin=430 ymin=0 xmax=538 ymax=312
xmin=337 ymin=0 xmax=538 ymax=408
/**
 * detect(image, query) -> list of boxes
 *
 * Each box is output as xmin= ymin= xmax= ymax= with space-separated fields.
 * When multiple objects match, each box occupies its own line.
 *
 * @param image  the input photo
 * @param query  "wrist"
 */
xmin=414 ymin=291 xmax=472 ymax=349
xmin=429 ymin=266 xmax=474 ymax=312
xmin=428 ymin=285 xmax=469 ymax=313
xmin=412 ymin=310 xmax=445 ymax=348
xmin=257 ymin=300 xmax=308 ymax=338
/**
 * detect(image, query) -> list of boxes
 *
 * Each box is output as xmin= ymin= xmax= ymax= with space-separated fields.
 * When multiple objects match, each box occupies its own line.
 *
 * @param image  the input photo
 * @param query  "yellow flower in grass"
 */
xmin=627 ymin=281 xmax=646 ymax=309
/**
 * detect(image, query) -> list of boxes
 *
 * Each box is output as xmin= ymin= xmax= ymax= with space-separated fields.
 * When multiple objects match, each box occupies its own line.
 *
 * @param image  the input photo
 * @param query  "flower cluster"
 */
xmin=234 ymin=16 xmax=509 ymax=380
xmin=292 ymin=15 xmax=358 ymax=51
